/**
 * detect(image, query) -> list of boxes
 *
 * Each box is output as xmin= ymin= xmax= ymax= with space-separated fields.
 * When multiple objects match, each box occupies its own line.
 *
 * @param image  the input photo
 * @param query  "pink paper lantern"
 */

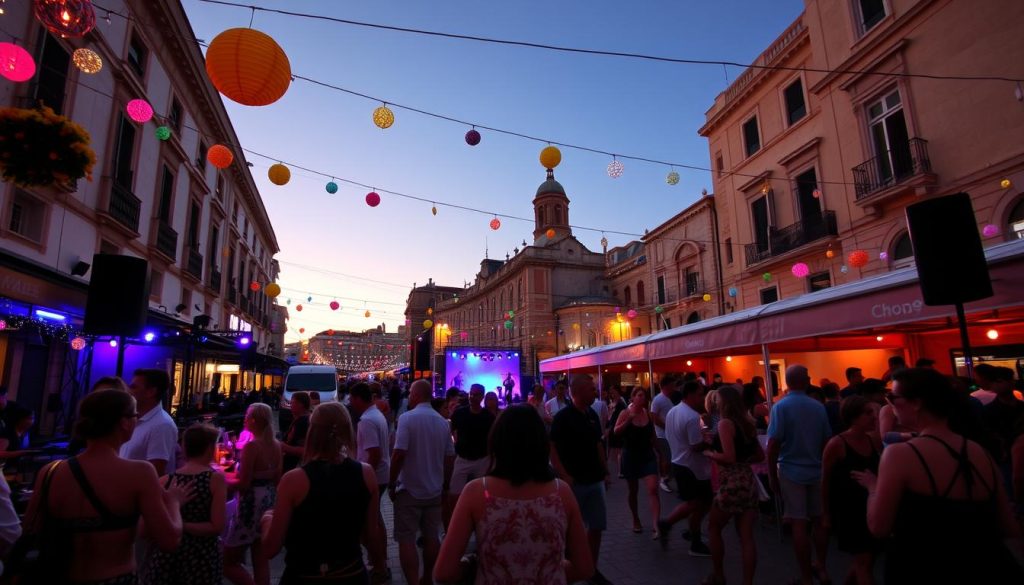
xmin=126 ymin=99 xmax=153 ymax=123
xmin=982 ymin=223 xmax=1000 ymax=238
xmin=626 ymin=309 xmax=638 ymax=319
xmin=366 ymin=191 xmax=381 ymax=207
xmin=0 ymin=43 xmax=37 ymax=82
xmin=791 ymin=262 xmax=810 ymax=278
xmin=329 ymin=300 xmax=340 ymax=311
xmin=459 ymin=331 xmax=468 ymax=340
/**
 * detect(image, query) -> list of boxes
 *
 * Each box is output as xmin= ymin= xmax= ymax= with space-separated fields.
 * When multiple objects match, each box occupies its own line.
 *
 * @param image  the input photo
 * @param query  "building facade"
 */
xmin=0 ymin=0 xmax=285 ymax=430
xmin=307 ymin=326 xmax=407 ymax=373
xmin=700 ymin=0 xmax=1024 ymax=312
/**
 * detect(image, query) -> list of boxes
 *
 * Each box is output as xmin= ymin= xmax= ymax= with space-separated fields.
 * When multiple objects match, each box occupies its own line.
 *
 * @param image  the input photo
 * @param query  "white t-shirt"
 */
xmin=971 ymin=389 xmax=997 ymax=405
xmin=545 ymin=396 xmax=569 ymax=418
xmin=665 ymin=402 xmax=710 ymax=480
xmin=590 ymin=399 xmax=609 ymax=431
xmin=394 ymin=403 xmax=455 ymax=499
xmin=120 ymin=405 xmax=178 ymax=472
xmin=357 ymin=404 xmax=391 ymax=486
xmin=651 ymin=393 xmax=675 ymax=439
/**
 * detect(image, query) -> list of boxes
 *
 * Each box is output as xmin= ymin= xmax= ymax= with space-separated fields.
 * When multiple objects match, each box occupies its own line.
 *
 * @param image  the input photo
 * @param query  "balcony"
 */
xmin=209 ymin=268 xmax=222 ymax=293
xmin=852 ymin=138 xmax=932 ymax=200
xmin=228 ymin=288 xmax=237 ymax=305
xmin=185 ymin=247 xmax=203 ymax=280
xmin=745 ymin=210 xmax=838 ymax=265
xmin=239 ymin=296 xmax=249 ymax=314
xmin=154 ymin=220 xmax=178 ymax=261
xmin=108 ymin=183 xmax=141 ymax=233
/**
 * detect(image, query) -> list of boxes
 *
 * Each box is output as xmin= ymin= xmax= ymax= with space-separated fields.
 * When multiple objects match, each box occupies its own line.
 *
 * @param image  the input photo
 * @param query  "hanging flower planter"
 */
xmin=0 ymin=106 xmax=95 ymax=187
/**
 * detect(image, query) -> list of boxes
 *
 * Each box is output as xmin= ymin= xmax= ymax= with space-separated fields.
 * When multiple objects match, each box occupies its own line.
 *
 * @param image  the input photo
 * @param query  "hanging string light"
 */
xmin=125 ymin=99 xmax=153 ymax=123
xmin=490 ymin=216 xmax=501 ymax=230
xmin=71 ymin=47 xmax=102 ymax=73
xmin=666 ymin=169 xmax=680 ymax=185
xmin=373 ymin=104 xmax=394 ymax=129
xmin=607 ymin=157 xmax=624 ymax=178
xmin=34 ymin=0 xmax=96 ymax=38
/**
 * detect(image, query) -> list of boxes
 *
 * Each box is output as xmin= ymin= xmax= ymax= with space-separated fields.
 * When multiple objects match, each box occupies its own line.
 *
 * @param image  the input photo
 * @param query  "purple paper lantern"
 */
xmin=982 ymin=223 xmax=1000 ymax=238
xmin=465 ymin=129 xmax=481 ymax=146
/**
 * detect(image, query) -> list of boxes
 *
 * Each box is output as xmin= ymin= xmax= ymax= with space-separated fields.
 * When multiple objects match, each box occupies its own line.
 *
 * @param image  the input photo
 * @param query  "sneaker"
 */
xmin=659 ymin=479 xmax=673 ymax=493
xmin=656 ymin=520 xmax=671 ymax=550
xmin=589 ymin=569 xmax=614 ymax=585
xmin=689 ymin=541 xmax=712 ymax=557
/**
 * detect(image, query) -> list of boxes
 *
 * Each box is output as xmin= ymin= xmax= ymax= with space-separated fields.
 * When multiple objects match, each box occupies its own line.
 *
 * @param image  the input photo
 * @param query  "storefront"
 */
xmin=542 ymin=239 xmax=1024 ymax=397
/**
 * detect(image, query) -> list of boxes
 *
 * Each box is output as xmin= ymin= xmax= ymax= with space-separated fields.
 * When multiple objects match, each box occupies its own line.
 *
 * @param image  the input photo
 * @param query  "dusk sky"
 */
xmin=181 ymin=0 xmax=805 ymax=342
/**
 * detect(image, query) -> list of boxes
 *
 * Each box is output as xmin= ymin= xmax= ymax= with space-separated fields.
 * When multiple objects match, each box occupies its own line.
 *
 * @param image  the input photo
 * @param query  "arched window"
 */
xmin=624 ymin=286 xmax=632 ymax=306
xmin=555 ymin=204 xmax=563 ymax=225
xmin=687 ymin=311 xmax=701 ymax=324
xmin=892 ymin=231 xmax=915 ymax=268
xmin=1009 ymin=198 xmax=1024 ymax=239
xmin=537 ymin=206 xmax=545 ymax=226
xmin=637 ymin=281 xmax=646 ymax=305
xmin=587 ymin=330 xmax=597 ymax=347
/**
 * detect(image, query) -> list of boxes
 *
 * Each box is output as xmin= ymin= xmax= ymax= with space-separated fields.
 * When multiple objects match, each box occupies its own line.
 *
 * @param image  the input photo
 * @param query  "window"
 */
xmin=180 ymin=288 xmax=191 ymax=314
xmin=113 ymin=115 xmax=136 ymax=187
xmin=867 ymin=89 xmax=912 ymax=185
xmin=892 ymin=232 xmax=915 ymax=267
xmin=1009 ymin=199 xmax=1024 ymax=240
xmin=157 ymin=165 xmax=174 ymax=222
xmin=657 ymin=275 xmax=666 ymax=304
xmin=8 ymin=191 xmax=46 ymax=243
xmin=686 ymin=312 xmax=701 ymax=325
xmin=169 ymin=98 xmax=183 ymax=132
xmin=751 ymin=195 xmax=771 ymax=253
xmin=742 ymin=116 xmax=761 ymax=157
xmin=808 ymin=271 xmax=832 ymax=292
xmin=637 ymin=280 xmax=646 ymax=305
xmin=794 ymin=167 xmax=822 ymax=223
xmin=760 ymin=286 xmax=779 ymax=304
xmin=715 ymin=154 xmax=724 ymax=178
xmin=555 ymin=205 xmax=563 ymax=225
xmin=537 ymin=206 xmax=545 ymax=226
xmin=684 ymin=268 xmax=700 ymax=296
xmin=784 ymin=78 xmax=807 ymax=125
xmin=624 ymin=286 xmax=632 ymax=306
xmin=187 ymin=200 xmax=201 ymax=248
xmin=215 ymin=175 xmax=225 ymax=200
xmin=99 ymin=240 xmax=119 ymax=255
xmin=197 ymin=141 xmax=208 ymax=171
xmin=35 ymin=33 xmax=70 ymax=114
xmin=208 ymin=225 xmax=220 ymax=270
xmin=150 ymin=268 xmax=163 ymax=300
xmin=725 ymin=238 xmax=734 ymax=264
xmin=127 ymin=33 xmax=148 ymax=78
xmin=858 ymin=0 xmax=886 ymax=33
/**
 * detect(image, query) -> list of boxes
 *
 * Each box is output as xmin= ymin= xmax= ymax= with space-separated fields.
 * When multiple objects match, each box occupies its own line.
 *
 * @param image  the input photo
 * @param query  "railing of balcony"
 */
xmin=852 ymin=138 xmax=931 ymax=199
xmin=209 ymin=269 xmax=221 ymax=293
xmin=186 ymin=247 xmax=203 ymax=279
xmin=109 ymin=183 xmax=141 ymax=232
xmin=155 ymin=220 xmax=177 ymax=260
xmin=745 ymin=210 xmax=838 ymax=265
xmin=228 ymin=289 xmax=237 ymax=305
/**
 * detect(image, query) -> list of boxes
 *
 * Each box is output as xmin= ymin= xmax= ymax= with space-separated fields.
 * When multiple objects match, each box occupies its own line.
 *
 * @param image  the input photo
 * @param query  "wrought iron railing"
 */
xmin=109 ymin=183 xmax=141 ymax=232
xmin=186 ymin=248 xmax=203 ymax=279
xmin=852 ymin=138 xmax=931 ymax=199
xmin=154 ymin=220 xmax=177 ymax=260
xmin=209 ymin=269 xmax=221 ymax=293
xmin=745 ymin=210 xmax=838 ymax=265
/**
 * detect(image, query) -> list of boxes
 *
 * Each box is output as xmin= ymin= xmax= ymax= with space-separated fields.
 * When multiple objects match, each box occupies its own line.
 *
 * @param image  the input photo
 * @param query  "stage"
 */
xmin=444 ymin=349 xmax=522 ymax=402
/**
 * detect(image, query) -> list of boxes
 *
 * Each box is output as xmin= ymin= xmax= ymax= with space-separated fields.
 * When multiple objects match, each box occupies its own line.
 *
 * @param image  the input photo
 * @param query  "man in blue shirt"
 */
xmin=768 ymin=365 xmax=832 ymax=585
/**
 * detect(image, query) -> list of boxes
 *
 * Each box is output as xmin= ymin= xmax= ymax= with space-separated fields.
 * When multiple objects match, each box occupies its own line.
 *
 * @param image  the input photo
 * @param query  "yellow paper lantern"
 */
xmin=364 ymin=310 xmax=371 ymax=318
xmin=72 ymin=48 xmax=102 ymax=74
xmin=373 ymin=105 xmax=394 ymax=129
xmin=423 ymin=319 xmax=433 ymax=329
xmin=540 ymin=145 xmax=562 ymax=169
xmin=427 ymin=307 xmax=433 ymax=316
xmin=205 ymin=28 xmax=291 ymax=107
xmin=268 ymin=163 xmax=290 ymax=185
xmin=702 ymin=293 xmax=712 ymax=302
xmin=264 ymin=283 xmax=281 ymax=298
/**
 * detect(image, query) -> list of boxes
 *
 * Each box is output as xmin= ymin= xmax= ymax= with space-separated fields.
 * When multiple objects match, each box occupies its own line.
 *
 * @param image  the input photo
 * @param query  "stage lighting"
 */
xmin=143 ymin=331 xmax=156 ymax=342
xmin=451 ymin=352 xmax=457 ymax=358
xmin=35 ymin=309 xmax=66 ymax=321
xmin=514 ymin=352 xmax=519 ymax=357
xmin=108 ymin=339 xmax=118 ymax=348
xmin=497 ymin=354 xmax=502 ymax=359
xmin=239 ymin=337 xmax=251 ymax=346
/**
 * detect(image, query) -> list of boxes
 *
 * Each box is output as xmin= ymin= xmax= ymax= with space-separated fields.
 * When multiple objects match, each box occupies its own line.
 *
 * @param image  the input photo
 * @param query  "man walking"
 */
xmin=351 ymin=382 xmax=391 ymax=582
xmin=768 ymin=365 xmax=832 ymax=585
xmin=651 ymin=373 xmax=677 ymax=493
xmin=389 ymin=379 xmax=455 ymax=585
xmin=447 ymin=384 xmax=495 ymax=526
xmin=551 ymin=374 xmax=613 ymax=585
xmin=657 ymin=380 xmax=712 ymax=556
xmin=121 ymin=369 xmax=178 ymax=475
xmin=545 ymin=380 xmax=571 ymax=421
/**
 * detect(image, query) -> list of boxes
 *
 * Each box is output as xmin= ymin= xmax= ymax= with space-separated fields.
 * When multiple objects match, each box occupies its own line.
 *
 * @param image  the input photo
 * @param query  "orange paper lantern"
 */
xmin=207 ymin=144 xmax=233 ymax=169
xmin=205 ymin=28 xmax=291 ymax=107
xmin=848 ymin=250 xmax=870 ymax=268
xmin=268 ymin=163 xmax=290 ymax=185
xmin=545 ymin=228 xmax=556 ymax=239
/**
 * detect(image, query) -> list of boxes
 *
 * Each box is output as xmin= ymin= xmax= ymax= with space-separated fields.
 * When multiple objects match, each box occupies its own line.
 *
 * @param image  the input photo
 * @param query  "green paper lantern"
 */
xmin=155 ymin=126 xmax=171 ymax=141
xmin=654 ymin=305 xmax=664 ymax=314
xmin=762 ymin=272 xmax=772 ymax=282
xmin=504 ymin=320 xmax=513 ymax=330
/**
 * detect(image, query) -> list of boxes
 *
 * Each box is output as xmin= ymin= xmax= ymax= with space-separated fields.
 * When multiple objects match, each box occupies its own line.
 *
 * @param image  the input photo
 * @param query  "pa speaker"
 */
xmin=83 ymin=254 xmax=151 ymax=337
xmin=905 ymin=193 xmax=992 ymax=306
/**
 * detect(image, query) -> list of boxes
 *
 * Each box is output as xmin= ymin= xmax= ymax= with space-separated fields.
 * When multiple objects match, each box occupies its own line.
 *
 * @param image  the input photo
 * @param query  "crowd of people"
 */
xmin=0 ymin=360 xmax=1023 ymax=584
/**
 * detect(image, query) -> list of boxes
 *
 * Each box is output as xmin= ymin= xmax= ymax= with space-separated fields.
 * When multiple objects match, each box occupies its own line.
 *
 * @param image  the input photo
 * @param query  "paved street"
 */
xmin=253 ymin=473 xmax=874 ymax=585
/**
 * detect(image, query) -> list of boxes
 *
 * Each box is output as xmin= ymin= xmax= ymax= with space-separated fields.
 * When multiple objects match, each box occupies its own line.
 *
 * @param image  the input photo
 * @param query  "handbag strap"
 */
xmin=27 ymin=460 xmax=62 ymax=532
xmin=66 ymin=456 xmax=116 ymax=521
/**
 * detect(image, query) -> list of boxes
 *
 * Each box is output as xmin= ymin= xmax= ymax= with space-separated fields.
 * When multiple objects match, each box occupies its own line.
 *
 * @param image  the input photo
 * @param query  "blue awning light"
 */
xmin=34 ymin=309 xmax=66 ymax=321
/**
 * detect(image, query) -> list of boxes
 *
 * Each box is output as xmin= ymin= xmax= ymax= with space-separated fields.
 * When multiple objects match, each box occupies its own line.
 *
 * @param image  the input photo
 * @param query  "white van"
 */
xmin=283 ymin=365 xmax=339 ymax=405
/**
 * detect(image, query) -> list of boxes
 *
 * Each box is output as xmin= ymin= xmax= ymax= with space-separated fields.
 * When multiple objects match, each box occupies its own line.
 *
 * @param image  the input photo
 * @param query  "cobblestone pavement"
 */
xmin=249 ymin=472 xmax=875 ymax=585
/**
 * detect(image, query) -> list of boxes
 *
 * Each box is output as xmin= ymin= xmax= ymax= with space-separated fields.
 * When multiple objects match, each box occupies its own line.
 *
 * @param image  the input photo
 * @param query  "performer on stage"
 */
xmin=503 ymin=373 xmax=516 ymax=403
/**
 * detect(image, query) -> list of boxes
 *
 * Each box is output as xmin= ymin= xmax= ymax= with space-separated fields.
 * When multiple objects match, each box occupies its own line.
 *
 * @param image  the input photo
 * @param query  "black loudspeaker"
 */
xmin=83 ymin=254 xmax=151 ymax=337
xmin=905 ymin=193 xmax=993 ymax=306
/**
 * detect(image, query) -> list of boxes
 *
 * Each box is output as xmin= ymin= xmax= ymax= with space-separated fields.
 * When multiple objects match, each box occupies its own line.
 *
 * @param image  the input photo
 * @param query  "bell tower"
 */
xmin=533 ymin=169 xmax=571 ymax=243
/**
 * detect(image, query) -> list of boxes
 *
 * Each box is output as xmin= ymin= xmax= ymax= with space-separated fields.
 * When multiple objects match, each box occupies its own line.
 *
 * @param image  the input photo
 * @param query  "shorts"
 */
xmin=621 ymin=451 xmax=657 ymax=480
xmin=448 ymin=456 xmax=490 ymax=494
xmin=571 ymin=481 xmax=607 ymax=531
xmin=673 ymin=464 xmax=712 ymax=503
xmin=392 ymin=491 xmax=442 ymax=543
xmin=656 ymin=438 xmax=672 ymax=466
xmin=779 ymin=475 xmax=822 ymax=520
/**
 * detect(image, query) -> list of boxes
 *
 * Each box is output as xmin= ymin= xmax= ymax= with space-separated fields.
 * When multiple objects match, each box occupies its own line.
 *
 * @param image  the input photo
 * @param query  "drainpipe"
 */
xmin=709 ymin=195 xmax=726 ymax=316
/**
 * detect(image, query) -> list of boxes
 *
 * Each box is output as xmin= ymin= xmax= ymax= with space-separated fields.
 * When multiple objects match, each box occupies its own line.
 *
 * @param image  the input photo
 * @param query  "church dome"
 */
xmin=536 ymin=170 xmax=566 ymax=196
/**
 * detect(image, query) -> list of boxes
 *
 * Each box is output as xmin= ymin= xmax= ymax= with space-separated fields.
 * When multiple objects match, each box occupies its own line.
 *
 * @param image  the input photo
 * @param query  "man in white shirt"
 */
xmin=389 ymin=380 xmax=455 ymax=585
xmin=971 ymin=363 xmax=999 ymax=405
xmin=545 ymin=380 xmax=570 ymax=420
xmin=651 ymin=373 xmax=678 ymax=493
xmin=351 ymin=382 xmax=391 ymax=581
xmin=0 ymin=473 xmax=21 ymax=572
xmin=120 ymin=369 xmax=178 ymax=475
xmin=657 ymin=379 xmax=712 ymax=556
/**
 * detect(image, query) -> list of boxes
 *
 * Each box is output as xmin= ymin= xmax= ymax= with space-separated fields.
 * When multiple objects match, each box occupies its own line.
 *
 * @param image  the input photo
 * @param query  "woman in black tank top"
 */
xmin=262 ymin=402 xmax=383 ymax=585
xmin=853 ymin=368 xmax=1024 ymax=584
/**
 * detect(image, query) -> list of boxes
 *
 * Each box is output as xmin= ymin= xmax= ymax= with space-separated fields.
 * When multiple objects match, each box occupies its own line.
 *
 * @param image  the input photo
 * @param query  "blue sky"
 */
xmin=181 ymin=0 xmax=805 ymax=341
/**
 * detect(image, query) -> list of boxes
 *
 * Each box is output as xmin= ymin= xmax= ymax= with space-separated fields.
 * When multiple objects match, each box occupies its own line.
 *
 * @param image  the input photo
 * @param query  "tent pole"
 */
xmin=955 ymin=302 xmax=976 ymax=382
xmin=648 ymin=360 xmax=655 ymax=392
xmin=761 ymin=343 xmax=774 ymax=407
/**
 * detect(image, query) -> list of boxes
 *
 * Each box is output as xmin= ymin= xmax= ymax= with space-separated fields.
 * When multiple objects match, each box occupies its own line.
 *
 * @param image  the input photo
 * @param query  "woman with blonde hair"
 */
xmin=224 ymin=403 xmax=282 ymax=585
xmin=262 ymin=402 xmax=383 ymax=584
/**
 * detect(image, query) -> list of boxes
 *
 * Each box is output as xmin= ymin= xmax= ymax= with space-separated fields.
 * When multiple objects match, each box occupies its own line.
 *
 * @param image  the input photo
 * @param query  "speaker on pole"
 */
xmin=905 ymin=193 xmax=993 ymax=306
xmin=83 ymin=254 xmax=151 ymax=337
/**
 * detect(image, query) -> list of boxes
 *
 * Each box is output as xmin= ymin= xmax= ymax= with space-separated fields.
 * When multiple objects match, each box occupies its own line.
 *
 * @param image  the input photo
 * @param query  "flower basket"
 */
xmin=0 ymin=106 xmax=95 ymax=187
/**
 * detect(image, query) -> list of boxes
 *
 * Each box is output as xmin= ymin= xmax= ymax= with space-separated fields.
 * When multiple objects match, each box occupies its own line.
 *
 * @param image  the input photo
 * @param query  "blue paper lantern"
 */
xmin=728 ymin=287 xmax=738 ymax=297
xmin=325 ymin=181 xmax=338 ymax=194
